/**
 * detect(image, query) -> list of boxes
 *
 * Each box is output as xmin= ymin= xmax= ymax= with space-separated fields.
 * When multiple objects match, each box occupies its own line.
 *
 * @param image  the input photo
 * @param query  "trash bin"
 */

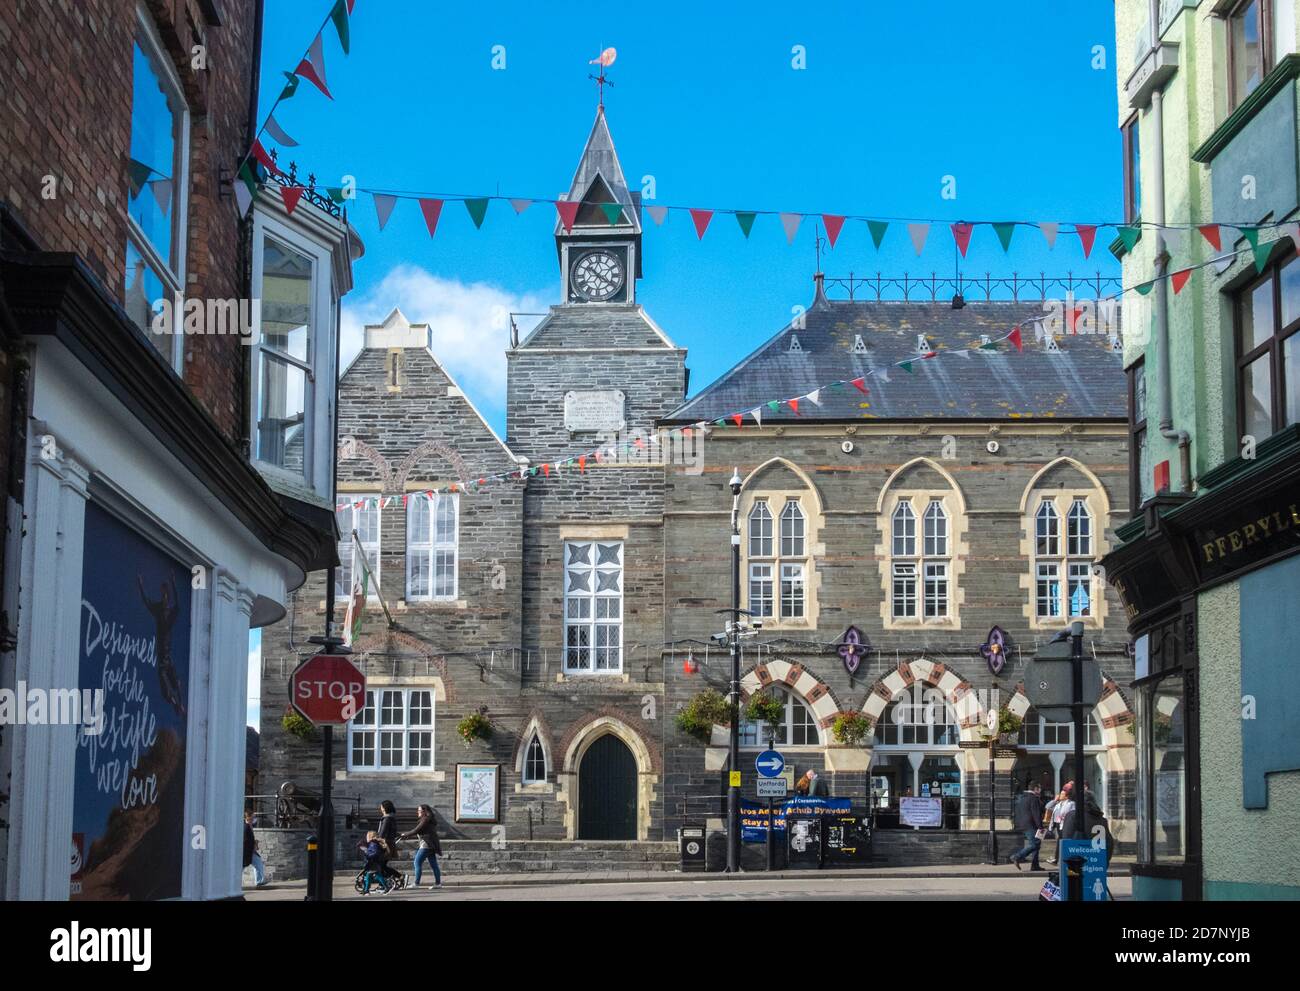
xmin=679 ymin=824 xmax=707 ymax=872
xmin=786 ymin=815 xmax=823 ymax=869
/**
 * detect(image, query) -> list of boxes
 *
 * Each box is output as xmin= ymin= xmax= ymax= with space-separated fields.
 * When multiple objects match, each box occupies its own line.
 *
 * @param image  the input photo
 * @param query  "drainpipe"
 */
xmin=1148 ymin=0 xmax=1192 ymax=492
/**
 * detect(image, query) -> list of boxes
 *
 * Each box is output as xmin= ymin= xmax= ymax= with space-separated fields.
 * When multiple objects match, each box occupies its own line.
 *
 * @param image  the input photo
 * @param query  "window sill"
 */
xmin=514 ymin=782 xmax=556 ymax=795
xmin=335 ymin=769 xmax=447 ymax=782
xmin=1192 ymin=54 xmax=1300 ymax=163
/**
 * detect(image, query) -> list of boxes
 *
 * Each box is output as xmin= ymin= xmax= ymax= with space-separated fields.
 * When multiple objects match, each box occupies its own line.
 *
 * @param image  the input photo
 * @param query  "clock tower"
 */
xmin=556 ymin=106 xmax=642 ymax=304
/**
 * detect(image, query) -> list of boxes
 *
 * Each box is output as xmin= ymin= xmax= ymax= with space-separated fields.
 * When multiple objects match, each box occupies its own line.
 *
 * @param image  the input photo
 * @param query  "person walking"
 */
xmin=807 ymin=768 xmax=830 ymax=797
xmin=1044 ymin=785 xmax=1068 ymax=865
xmin=400 ymin=803 xmax=443 ymax=889
xmin=1009 ymin=783 xmax=1044 ymax=871
xmin=1061 ymin=783 xmax=1114 ymax=860
xmin=376 ymin=800 xmax=403 ymax=885
xmin=243 ymin=810 xmax=268 ymax=887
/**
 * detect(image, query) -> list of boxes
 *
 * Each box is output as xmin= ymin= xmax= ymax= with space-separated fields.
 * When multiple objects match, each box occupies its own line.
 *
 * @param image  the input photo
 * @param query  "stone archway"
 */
xmin=556 ymin=715 xmax=659 ymax=841
xmin=860 ymin=657 xmax=987 ymax=741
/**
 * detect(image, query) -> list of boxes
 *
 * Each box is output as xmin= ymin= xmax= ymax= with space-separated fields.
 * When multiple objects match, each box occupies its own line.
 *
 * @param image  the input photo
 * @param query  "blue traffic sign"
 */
xmin=1058 ymin=839 xmax=1109 ymax=901
xmin=755 ymin=750 xmax=785 ymax=778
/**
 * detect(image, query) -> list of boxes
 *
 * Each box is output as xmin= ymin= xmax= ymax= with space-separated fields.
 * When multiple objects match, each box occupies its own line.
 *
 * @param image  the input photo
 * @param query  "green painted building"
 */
xmin=1105 ymin=0 xmax=1300 ymax=900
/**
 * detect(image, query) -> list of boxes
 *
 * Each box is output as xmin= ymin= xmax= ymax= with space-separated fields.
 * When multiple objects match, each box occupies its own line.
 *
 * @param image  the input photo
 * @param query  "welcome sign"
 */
xmin=71 ymin=503 xmax=192 ymax=900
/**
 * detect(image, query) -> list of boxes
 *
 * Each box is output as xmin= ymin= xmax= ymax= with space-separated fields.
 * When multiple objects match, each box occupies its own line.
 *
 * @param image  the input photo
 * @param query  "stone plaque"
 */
xmin=564 ymin=389 xmax=625 ymax=432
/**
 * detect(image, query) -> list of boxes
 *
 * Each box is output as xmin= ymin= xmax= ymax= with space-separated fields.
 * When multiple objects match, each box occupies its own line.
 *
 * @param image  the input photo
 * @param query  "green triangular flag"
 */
xmin=330 ymin=0 xmax=350 ymax=55
xmin=830 ymin=380 xmax=845 ymax=391
xmin=1134 ymin=280 xmax=1154 ymax=296
xmin=237 ymin=160 xmax=259 ymax=197
xmin=899 ymin=360 xmax=914 ymax=374
xmin=279 ymin=71 xmax=300 ymax=101
xmin=867 ymin=220 xmax=889 ymax=249
xmin=1118 ymin=225 xmax=1141 ymax=252
xmin=464 ymin=198 xmax=489 ymax=229
xmin=735 ymin=212 xmax=756 ymax=238
xmin=128 ymin=158 xmax=154 ymax=196
xmin=1239 ymin=227 xmax=1274 ymax=272
xmin=599 ymin=202 xmax=624 ymax=225
xmin=979 ymin=341 xmax=999 ymax=351
xmin=993 ymin=222 xmax=1016 ymax=252
xmin=766 ymin=400 xmax=780 ymax=413
xmin=326 ymin=187 xmax=348 ymax=203
xmin=714 ymin=418 xmax=726 ymax=426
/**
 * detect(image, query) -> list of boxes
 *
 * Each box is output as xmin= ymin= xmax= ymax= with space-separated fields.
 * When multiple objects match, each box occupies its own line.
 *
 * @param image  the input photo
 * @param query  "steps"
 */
xmin=380 ymin=839 xmax=680 ymax=875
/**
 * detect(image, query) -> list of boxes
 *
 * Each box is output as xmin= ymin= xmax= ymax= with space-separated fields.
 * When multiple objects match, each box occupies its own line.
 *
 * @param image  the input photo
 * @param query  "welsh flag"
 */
xmin=343 ymin=566 xmax=368 ymax=646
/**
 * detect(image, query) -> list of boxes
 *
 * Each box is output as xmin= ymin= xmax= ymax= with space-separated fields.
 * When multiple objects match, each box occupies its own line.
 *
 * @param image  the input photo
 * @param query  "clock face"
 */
xmin=572 ymin=250 xmax=625 ymax=302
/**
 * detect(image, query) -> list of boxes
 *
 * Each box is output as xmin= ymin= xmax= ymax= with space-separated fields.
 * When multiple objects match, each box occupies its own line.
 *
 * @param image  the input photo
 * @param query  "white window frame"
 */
xmin=250 ymin=211 xmax=335 ymax=499
xmin=892 ymin=498 xmax=950 ymax=621
xmin=563 ymin=540 xmax=624 ymax=674
xmin=128 ymin=3 xmax=190 ymax=371
xmin=872 ymin=688 xmax=961 ymax=748
xmin=336 ymin=496 xmax=381 ymax=599
xmin=347 ymin=687 xmax=435 ymax=772
xmin=739 ymin=688 xmax=822 ymax=748
xmin=745 ymin=498 xmax=810 ymax=623
xmin=1033 ymin=497 xmax=1096 ymax=619
xmin=406 ymin=492 xmax=458 ymax=601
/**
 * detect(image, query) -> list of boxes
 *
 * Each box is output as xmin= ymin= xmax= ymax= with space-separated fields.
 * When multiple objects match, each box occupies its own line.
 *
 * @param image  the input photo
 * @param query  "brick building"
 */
xmin=259 ymin=106 xmax=1134 ymax=868
xmin=0 ymin=1 xmax=357 ymax=899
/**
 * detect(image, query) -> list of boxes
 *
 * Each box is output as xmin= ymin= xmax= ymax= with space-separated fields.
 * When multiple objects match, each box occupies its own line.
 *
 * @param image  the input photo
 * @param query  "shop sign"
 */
xmin=1190 ymin=496 xmax=1300 ymax=585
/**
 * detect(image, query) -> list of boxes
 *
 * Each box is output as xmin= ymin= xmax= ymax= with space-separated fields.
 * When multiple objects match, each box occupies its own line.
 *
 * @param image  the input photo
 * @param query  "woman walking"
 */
xmin=400 ymin=803 xmax=443 ymax=889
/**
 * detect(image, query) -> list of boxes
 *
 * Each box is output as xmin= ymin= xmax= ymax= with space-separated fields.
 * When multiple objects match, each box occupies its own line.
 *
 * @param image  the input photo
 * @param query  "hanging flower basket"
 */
xmin=457 ymin=709 xmax=493 ymax=748
xmin=831 ymin=712 xmax=871 ymax=747
xmin=675 ymin=689 xmax=731 ymax=742
xmin=282 ymin=707 xmax=319 ymax=743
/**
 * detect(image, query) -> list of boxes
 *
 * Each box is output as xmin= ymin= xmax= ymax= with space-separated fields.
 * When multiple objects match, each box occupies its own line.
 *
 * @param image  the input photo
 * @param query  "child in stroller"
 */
xmin=354 ymin=831 xmax=405 ymax=894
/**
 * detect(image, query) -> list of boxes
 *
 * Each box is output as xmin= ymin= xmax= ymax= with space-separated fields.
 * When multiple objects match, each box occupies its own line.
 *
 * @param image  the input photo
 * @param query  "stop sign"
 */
xmin=289 ymin=652 xmax=366 ymax=725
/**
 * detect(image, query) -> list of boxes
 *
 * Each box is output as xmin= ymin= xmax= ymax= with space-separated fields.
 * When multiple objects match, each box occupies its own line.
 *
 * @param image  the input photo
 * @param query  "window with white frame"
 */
xmin=564 ymin=541 xmax=623 ymax=673
xmin=336 ymin=497 xmax=381 ymax=598
xmin=1033 ymin=497 xmax=1096 ymax=619
xmin=125 ymin=6 xmax=189 ymax=363
xmin=523 ymin=734 xmax=546 ymax=783
xmin=1021 ymin=707 xmax=1105 ymax=748
xmin=348 ymin=688 xmax=434 ymax=771
xmin=891 ymin=499 xmax=950 ymax=620
xmin=738 ymin=687 xmax=820 ymax=747
xmin=873 ymin=687 xmax=960 ymax=746
xmin=407 ymin=492 xmax=458 ymax=600
xmin=747 ymin=499 xmax=808 ymax=621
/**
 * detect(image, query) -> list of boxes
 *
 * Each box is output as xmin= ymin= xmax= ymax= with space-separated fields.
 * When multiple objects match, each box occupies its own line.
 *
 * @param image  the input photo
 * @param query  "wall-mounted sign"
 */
xmin=836 ymin=625 xmax=869 ymax=676
xmin=1190 ymin=497 xmax=1300 ymax=586
xmin=899 ymin=796 xmax=943 ymax=828
xmin=455 ymin=763 xmax=500 ymax=823
xmin=564 ymin=389 xmax=625 ymax=433
xmin=72 ymin=503 xmax=192 ymax=900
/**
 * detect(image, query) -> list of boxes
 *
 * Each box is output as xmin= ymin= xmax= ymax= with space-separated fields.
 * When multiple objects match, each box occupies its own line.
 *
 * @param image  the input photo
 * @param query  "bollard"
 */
xmin=305 ymin=834 xmax=319 ymax=902
xmin=1066 ymin=856 xmax=1084 ymax=902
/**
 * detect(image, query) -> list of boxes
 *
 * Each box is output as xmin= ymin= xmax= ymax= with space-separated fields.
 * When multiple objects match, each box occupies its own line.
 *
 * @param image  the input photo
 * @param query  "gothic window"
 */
xmin=336 ymin=496 xmax=381 ymax=598
xmin=407 ymin=493 xmax=458 ymax=601
xmin=747 ymin=500 xmax=808 ymax=621
xmin=523 ymin=734 xmax=547 ymax=783
xmin=564 ymin=541 xmax=623 ymax=673
xmin=348 ymin=688 xmax=434 ymax=771
xmin=1033 ymin=497 xmax=1096 ymax=619
xmin=892 ymin=499 xmax=949 ymax=620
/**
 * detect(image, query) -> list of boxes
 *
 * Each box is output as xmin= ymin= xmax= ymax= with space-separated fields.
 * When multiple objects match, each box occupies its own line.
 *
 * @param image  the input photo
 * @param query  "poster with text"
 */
xmin=71 ymin=502 xmax=192 ymax=900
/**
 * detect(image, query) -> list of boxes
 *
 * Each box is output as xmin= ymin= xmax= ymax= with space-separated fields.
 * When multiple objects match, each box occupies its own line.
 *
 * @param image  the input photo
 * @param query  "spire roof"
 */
xmin=555 ymin=107 xmax=641 ymax=235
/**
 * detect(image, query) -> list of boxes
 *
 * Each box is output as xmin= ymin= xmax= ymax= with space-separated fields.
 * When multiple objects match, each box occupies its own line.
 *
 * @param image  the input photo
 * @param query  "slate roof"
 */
xmin=516 ymin=303 xmax=680 ymax=350
xmin=664 ymin=298 xmax=1126 ymax=423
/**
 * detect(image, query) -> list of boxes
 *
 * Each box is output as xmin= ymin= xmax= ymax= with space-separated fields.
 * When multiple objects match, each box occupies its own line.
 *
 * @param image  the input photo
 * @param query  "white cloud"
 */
xmin=340 ymin=265 xmax=551 ymax=409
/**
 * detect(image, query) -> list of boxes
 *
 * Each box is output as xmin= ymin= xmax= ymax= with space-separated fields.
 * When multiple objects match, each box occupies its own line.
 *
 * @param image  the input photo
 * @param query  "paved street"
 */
xmin=246 ymin=867 xmax=1131 ymax=901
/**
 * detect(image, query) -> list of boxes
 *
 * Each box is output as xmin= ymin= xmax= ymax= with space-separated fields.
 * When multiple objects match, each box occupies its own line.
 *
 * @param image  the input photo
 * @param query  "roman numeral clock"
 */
xmin=571 ymin=248 xmax=625 ymax=302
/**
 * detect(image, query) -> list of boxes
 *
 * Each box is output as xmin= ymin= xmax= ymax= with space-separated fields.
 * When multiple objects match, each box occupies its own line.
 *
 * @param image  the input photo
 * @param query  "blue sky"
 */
xmin=257 ymin=0 xmax=1123 ymax=436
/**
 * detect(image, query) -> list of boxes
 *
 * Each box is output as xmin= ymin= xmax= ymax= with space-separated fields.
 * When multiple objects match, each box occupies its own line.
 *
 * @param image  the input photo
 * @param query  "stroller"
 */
xmin=353 ymin=836 xmax=406 ymax=895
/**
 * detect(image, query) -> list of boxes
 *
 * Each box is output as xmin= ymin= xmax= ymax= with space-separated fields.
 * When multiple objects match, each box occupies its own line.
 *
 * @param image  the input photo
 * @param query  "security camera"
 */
xmin=729 ymin=467 xmax=742 ymax=496
xmin=711 ymin=632 xmax=728 ymax=645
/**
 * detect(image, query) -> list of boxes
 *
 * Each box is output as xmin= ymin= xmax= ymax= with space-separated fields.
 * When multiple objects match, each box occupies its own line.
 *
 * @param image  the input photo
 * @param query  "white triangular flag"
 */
xmin=264 ymin=114 xmax=299 ymax=147
xmin=373 ymin=193 xmax=397 ymax=230
xmin=646 ymin=205 xmax=668 ymax=225
xmin=806 ymin=389 xmax=822 ymax=406
xmin=149 ymin=178 xmax=172 ymax=215
xmin=1039 ymin=222 xmax=1059 ymax=249
xmin=956 ymin=348 xmax=971 ymax=358
xmin=1160 ymin=225 xmax=1186 ymax=258
xmin=510 ymin=198 xmax=532 ymax=214
xmin=234 ymin=178 xmax=253 ymax=217
xmin=908 ymin=222 xmax=929 ymax=256
xmin=751 ymin=406 xmax=762 ymax=428
xmin=877 ymin=368 xmax=891 ymax=383
xmin=780 ymin=213 xmax=802 ymax=244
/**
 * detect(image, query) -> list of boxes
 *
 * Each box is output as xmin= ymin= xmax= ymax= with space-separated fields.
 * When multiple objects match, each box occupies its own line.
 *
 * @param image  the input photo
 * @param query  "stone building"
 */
xmin=259 ymin=106 xmax=1134 ymax=869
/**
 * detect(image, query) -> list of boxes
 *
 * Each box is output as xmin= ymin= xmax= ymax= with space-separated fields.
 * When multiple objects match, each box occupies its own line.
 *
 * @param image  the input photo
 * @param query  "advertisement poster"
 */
xmin=741 ymin=797 xmax=851 ymax=842
xmin=71 ymin=503 xmax=192 ymax=900
xmin=900 ymin=796 xmax=944 ymax=827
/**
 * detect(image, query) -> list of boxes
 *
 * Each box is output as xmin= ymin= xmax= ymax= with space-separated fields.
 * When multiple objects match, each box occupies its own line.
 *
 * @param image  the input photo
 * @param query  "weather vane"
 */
xmin=588 ymin=47 xmax=617 ymax=108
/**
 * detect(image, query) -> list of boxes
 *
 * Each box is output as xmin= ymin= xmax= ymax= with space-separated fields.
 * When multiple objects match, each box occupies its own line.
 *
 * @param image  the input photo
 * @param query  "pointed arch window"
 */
xmin=891 ymin=498 xmax=949 ymax=620
xmin=523 ymin=734 xmax=547 ymax=783
xmin=1034 ymin=497 xmax=1096 ymax=619
xmin=747 ymin=498 xmax=808 ymax=621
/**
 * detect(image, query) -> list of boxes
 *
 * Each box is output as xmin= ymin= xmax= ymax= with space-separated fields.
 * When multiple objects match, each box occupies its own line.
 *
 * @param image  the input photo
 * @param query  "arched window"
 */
xmin=1033 ymin=498 xmax=1096 ymax=619
xmin=873 ymin=686 xmax=959 ymax=746
xmin=739 ymin=687 xmax=820 ymax=747
xmin=891 ymin=499 xmax=950 ymax=619
xmin=748 ymin=499 xmax=808 ymax=620
xmin=522 ymin=734 xmax=546 ymax=783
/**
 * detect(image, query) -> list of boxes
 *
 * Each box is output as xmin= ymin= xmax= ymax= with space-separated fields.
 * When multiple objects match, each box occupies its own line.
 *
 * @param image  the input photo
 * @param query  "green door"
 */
xmin=579 ymin=735 xmax=637 ymax=840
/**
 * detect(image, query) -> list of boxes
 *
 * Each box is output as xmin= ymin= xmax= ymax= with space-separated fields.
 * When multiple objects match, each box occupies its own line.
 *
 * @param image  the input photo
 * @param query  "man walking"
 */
xmin=1009 ymin=783 xmax=1044 ymax=871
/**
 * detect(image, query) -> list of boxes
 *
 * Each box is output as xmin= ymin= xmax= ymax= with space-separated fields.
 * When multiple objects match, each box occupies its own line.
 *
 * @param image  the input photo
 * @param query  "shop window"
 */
xmin=1138 ymin=675 xmax=1186 ymax=863
xmin=348 ymin=688 xmax=434 ymax=771
xmin=873 ymin=687 xmax=959 ymax=747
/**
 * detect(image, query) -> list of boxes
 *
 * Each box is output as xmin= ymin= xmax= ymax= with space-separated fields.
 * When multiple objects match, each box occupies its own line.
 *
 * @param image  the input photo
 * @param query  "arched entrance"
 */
xmin=578 ymin=734 xmax=637 ymax=839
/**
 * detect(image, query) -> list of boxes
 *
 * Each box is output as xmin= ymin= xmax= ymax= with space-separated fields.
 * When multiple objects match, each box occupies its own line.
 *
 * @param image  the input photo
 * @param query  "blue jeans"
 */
xmin=1012 ymin=830 xmax=1042 ymax=866
xmin=413 ymin=847 xmax=441 ymax=886
xmin=250 ymin=852 xmax=266 ymax=885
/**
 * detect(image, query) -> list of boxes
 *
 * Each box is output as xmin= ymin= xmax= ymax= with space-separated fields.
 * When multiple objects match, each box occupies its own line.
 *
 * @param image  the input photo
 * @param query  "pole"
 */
xmin=1070 ymin=620 xmax=1085 ymax=839
xmin=987 ymin=742 xmax=998 ymax=864
xmin=727 ymin=498 xmax=741 ymax=874
xmin=313 ymin=565 xmax=339 ymax=902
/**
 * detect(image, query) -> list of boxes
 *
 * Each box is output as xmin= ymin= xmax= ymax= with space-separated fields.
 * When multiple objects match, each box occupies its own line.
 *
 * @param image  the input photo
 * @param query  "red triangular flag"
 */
xmin=556 ymin=200 xmax=580 ymax=233
xmin=1067 ymin=307 xmax=1083 ymax=333
xmin=347 ymin=0 xmax=356 ymax=11
xmin=294 ymin=35 xmax=332 ymax=99
xmin=419 ymin=198 xmax=444 ymax=237
xmin=789 ymin=397 xmax=799 ymax=416
xmin=689 ymin=209 xmax=713 ymax=239
xmin=541 ymin=463 xmax=550 ymax=477
xmin=1171 ymin=268 xmax=1192 ymax=294
xmin=951 ymin=222 xmax=974 ymax=257
xmin=823 ymin=214 xmax=846 ymax=248
xmin=1076 ymin=224 xmax=1098 ymax=258
xmin=578 ymin=455 xmax=587 ymax=473
xmin=730 ymin=413 xmax=743 ymax=428
xmin=850 ymin=377 xmax=868 ymax=394
xmin=280 ymin=185 xmax=304 ymax=215
xmin=250 ymin=139 xmax=278 ymax=174
xmin=1198 ymin=224 xmax=1221 ymax=251
xmin=1008 ymin=326 xmax=1023 ymax=352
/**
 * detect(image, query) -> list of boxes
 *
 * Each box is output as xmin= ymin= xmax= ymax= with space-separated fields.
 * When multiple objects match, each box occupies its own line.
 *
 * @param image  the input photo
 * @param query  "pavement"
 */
xmin=244 ymin=859 xmax=1133 ymax=901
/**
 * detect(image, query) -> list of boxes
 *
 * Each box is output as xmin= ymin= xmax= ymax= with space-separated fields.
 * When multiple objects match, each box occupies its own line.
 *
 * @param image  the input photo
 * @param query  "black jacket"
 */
xmin=377 ymin=813 xmax=399 ymax=858
xmin=243 ymin=822 xmax=255 ymax=868
xmin=1061 ymin=795 xmax=1115 ymax=859
xmin=1013 ymin=791 xmax=1044 ymax=832
xmin=808 ymin=775 xmax=829 ymax=797
xmin=400 ymin=812 xmax=442 ymax=855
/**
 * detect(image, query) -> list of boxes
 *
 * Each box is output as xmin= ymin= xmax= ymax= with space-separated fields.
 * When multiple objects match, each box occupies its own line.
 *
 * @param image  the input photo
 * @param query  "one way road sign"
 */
xmin=756 ymin=750 xmax=785 ymax=777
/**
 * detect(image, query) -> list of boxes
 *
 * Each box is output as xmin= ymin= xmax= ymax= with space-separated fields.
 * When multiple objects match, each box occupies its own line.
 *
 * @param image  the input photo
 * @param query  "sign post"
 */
xmin=756 ymin=748 xmax=785 ymax=871
xmin=292 ymin=627 xmax=365 ymax=903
